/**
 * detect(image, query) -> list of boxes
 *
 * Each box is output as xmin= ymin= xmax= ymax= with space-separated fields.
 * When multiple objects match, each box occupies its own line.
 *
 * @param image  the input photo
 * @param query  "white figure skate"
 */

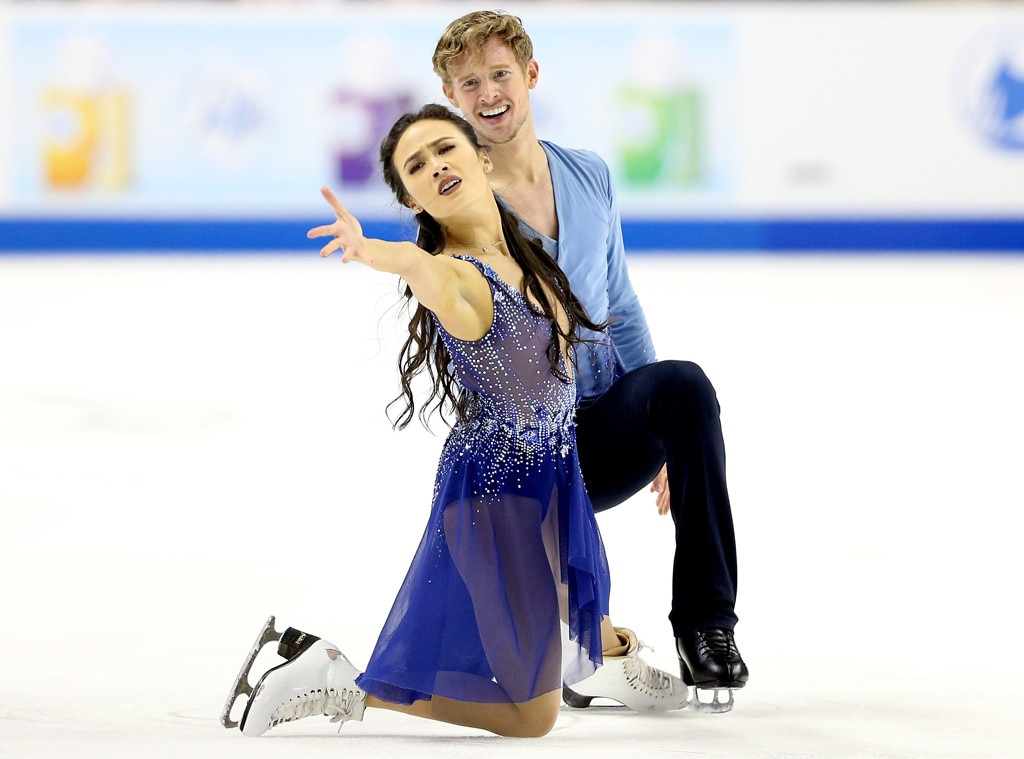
xmin=561 ymin=627 xmax=688 ymax=711
xmin=220 ymin=615 xmax=366 ymax=736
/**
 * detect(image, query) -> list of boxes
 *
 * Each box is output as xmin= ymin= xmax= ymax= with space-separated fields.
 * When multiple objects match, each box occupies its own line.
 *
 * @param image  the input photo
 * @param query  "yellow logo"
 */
xmin=42 ymin=87 xmax=132 ymax=190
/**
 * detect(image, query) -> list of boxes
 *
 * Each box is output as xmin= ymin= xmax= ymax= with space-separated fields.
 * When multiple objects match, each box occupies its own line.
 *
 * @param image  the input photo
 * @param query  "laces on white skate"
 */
xmin=325 ymin=688 xmax=367 ymax=730
xmin=269 ymin=686 xmax=366 ymax=732
xmin=622 ymin=639 xmax=676 ymax=695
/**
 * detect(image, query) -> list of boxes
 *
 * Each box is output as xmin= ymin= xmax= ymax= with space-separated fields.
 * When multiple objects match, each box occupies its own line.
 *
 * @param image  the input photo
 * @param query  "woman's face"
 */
xmin=392 ymin=118 xmax=493 ymax=219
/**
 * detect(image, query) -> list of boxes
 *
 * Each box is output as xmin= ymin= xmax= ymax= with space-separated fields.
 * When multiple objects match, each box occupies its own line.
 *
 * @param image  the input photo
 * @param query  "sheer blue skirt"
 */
xmin=356 ymin=423 xmax=610 ymax=705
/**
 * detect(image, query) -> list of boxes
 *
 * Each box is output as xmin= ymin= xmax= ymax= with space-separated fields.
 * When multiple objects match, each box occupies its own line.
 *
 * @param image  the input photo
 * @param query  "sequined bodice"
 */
xmin=434 ymin=257 xmax=576 ymax=455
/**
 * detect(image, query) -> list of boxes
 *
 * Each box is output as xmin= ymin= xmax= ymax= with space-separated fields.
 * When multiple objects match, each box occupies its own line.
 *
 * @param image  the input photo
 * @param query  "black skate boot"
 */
xmin=676 ymin=628 xmax=748 ymax=713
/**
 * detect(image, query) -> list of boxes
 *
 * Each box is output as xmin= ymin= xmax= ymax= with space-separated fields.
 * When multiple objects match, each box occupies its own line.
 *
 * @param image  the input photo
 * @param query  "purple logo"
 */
xmin=331 ymin=91 xmax=415 ymax=184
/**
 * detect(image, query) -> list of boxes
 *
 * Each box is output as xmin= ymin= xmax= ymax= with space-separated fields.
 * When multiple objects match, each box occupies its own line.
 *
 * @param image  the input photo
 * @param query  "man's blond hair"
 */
xmin=432 ymin=10 xmax=534 ymax=88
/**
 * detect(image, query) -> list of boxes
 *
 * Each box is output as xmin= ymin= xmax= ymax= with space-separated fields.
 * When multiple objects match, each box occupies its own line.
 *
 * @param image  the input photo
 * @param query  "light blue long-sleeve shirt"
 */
xmin=514 ymin=141 xmax=657 ymax=404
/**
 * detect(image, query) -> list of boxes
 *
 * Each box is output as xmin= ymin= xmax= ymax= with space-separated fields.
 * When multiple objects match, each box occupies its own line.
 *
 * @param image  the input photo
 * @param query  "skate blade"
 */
xmin=220 ymin=615 xmax=283 ymax=728
xmin=687 ymin=685 xmax=734 ymax=713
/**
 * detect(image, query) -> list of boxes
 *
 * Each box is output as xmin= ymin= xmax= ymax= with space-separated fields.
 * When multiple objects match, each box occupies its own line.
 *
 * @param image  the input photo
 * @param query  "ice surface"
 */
xmin=2 ymin=252 xmax=1022 ymax=758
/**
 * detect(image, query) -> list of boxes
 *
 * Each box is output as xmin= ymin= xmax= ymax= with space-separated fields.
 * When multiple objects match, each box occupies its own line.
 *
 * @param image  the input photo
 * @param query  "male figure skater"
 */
xmin=431 ymin=10 xmax=748 ymax=709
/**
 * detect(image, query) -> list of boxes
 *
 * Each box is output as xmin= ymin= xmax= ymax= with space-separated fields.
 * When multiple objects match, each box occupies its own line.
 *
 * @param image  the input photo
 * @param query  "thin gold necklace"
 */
xmin=448 ymin=239 xmax=507 ymax=255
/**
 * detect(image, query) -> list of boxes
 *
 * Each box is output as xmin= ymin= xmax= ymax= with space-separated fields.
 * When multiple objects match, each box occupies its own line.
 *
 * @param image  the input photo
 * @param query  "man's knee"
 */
xmin=654 ymin=360 xmax=720 ymax=419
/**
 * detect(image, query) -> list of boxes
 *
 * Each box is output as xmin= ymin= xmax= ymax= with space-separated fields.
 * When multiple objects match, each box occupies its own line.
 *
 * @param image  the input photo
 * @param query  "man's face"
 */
xmin=443 ymin=35 xmax=538 ymax=147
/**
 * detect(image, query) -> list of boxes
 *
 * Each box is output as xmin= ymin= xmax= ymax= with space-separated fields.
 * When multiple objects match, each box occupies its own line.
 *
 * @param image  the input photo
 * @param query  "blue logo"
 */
xmin=952 ymin=27 xmax=1024 ymax=150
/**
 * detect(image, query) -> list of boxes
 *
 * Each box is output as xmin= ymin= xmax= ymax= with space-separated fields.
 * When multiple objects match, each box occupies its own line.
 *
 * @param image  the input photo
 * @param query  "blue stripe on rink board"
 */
xmin=1 ymin=217 xmax=1022 ymax=253
xmin=621 ymin=219 xmax=1024 ymax=252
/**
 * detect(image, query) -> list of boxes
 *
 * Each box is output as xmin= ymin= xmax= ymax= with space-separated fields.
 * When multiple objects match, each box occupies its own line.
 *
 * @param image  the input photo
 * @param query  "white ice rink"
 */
xmin=1 ymin=252 xmax=1022 ymax=758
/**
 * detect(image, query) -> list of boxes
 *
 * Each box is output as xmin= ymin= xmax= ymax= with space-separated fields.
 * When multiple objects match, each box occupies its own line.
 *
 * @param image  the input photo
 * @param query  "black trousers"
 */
xmin=574 ymin=360 xmax=738 ymax=635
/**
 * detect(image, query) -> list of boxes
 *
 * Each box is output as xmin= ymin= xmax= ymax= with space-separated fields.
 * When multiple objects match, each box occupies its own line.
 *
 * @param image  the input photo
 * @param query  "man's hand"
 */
xmin=650 ymin=464 xmax=670 ymax=515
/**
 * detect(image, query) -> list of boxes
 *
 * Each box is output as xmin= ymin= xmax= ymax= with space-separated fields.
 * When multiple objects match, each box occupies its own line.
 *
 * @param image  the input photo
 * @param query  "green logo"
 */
xmin=617 ymin=86 xmax=703 ymax=187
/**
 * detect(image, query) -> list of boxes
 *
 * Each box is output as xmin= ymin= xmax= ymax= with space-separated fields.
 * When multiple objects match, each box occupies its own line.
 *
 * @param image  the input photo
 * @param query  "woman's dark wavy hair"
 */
xmin=379 ymin=103 xmax=608 ymax=430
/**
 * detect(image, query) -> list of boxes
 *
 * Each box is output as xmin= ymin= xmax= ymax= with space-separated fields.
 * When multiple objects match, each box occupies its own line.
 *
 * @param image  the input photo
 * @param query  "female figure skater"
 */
xmin=233 ymin=104 xmax=611 ymax=738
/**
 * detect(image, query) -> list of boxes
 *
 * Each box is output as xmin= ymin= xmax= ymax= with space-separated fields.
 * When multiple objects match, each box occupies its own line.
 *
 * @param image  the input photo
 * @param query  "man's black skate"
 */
xmin=676 ymin=628 xmax=748 ymax=713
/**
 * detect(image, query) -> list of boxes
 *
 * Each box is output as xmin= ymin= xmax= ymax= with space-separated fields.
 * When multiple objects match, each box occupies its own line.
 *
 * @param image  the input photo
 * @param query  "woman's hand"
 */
xmin=307 ymin=186 xmax=372 ymax=265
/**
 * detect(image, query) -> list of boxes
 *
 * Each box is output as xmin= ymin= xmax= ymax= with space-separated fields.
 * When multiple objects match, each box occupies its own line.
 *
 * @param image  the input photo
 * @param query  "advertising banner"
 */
xmin=2 ymin=3 xmax=1022 ymax=251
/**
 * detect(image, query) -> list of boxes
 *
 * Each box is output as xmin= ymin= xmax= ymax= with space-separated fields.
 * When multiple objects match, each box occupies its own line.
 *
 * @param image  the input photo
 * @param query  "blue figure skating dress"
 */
xmin=356 ymin=256 xmax=611 ymax=705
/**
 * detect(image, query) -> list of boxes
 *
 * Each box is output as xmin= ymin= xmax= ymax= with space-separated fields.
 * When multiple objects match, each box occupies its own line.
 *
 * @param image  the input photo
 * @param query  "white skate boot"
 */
xmin=221 ymin=616 xmax=366 ymax=736
xmin=562 ymin=627 xmax=688 ymax=711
